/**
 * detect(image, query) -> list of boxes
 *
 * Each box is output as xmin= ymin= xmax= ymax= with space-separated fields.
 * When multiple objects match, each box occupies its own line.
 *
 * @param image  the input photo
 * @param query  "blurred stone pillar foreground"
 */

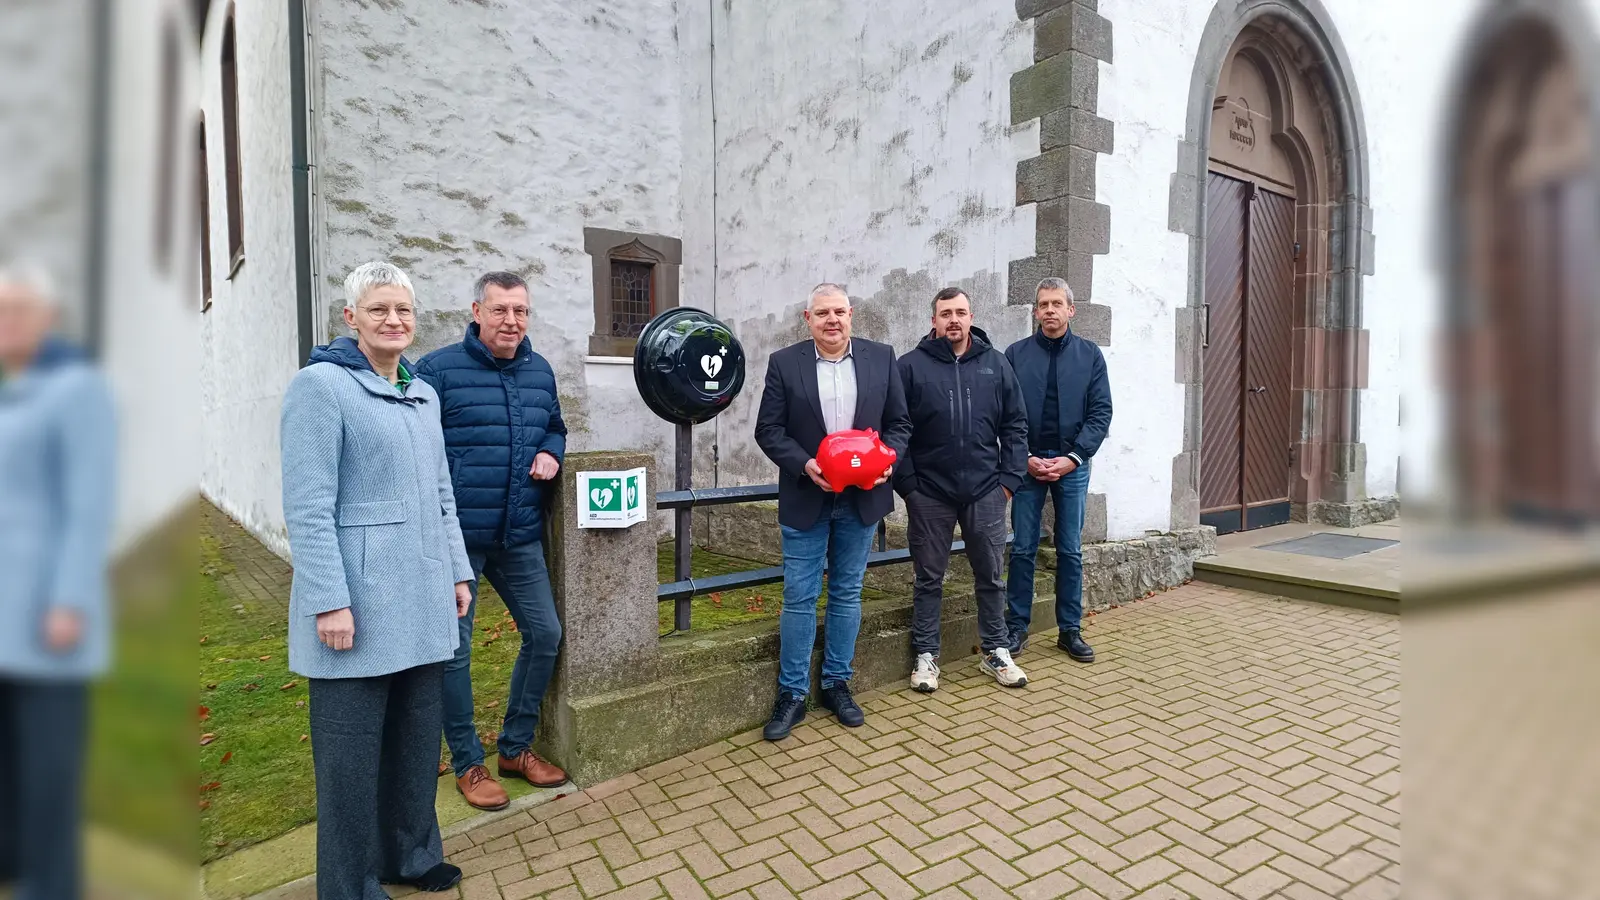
xmin=534 ymin=451 xmax=660 ymax=785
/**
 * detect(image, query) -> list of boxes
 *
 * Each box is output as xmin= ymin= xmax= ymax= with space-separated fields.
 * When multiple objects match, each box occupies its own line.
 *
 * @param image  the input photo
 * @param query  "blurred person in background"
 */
xmin=0 ymin=264 xmax=116 ymax=900
xmin=280 ymin=261 xmax=476 ymax=899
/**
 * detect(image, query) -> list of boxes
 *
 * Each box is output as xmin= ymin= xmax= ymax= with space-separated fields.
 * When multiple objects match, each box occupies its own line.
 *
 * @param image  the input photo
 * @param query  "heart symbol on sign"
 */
xmin=589 ymin=487 xmax=614 ymax=508
xmin=701 ymin=354 xmax=723 ymax=378
xmin=627 ymin=484 xmax=637 ymax=506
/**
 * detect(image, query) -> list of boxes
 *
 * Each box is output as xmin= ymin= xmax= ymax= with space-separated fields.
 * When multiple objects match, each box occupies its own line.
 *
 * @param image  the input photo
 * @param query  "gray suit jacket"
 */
xmin=280 ymin=358 xmax=474 ymax=680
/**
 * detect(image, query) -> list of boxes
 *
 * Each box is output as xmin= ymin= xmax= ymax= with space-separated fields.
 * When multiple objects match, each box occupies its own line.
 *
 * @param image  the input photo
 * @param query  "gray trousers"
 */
xmin=906 ymin=487 xmax=1009 ymax=656
xmin=309 ymin=662 xmax=446 ymax=900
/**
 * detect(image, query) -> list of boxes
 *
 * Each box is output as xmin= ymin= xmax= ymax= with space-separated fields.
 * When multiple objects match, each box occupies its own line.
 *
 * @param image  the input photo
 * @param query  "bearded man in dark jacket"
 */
xmin=894 ymin=287 xmax=1030 ymax=693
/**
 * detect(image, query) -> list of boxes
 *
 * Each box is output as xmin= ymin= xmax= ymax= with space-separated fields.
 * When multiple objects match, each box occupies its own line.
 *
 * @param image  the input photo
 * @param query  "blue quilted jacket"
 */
xmin=415 ymin=324 xmax=566 ymax=550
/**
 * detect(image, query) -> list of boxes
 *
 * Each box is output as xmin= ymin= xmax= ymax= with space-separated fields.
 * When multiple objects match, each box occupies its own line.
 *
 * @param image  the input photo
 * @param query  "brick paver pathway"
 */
xmin=403 ymin=585 xmax=1398 ymax=900
xmin=204 ymin=502 xmax=294 ymax=615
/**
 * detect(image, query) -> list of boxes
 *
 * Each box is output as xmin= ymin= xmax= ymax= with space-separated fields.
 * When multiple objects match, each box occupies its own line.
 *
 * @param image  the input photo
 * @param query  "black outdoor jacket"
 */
xmin=893 ymin=326 xmax=1029 ymax=506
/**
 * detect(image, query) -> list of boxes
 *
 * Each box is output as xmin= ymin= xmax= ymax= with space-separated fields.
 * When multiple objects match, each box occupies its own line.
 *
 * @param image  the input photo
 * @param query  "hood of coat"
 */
xmin=308 ymin=336 xmax=422 ymax=400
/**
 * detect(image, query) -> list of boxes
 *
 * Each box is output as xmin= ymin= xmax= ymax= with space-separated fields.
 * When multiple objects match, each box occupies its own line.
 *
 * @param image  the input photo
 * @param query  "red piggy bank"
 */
xmin=816 ymin=429 xmax=897 ymax=493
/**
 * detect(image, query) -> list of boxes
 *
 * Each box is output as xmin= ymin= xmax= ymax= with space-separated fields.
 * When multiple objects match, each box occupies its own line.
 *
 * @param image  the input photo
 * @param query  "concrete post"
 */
xmin=534 ymin=451 xmax=659 ymax=784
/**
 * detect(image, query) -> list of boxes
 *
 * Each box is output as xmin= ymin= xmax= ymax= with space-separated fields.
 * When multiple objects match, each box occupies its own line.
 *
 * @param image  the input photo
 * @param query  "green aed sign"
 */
xmin=577 ymin=467 xmax=647 ymax=529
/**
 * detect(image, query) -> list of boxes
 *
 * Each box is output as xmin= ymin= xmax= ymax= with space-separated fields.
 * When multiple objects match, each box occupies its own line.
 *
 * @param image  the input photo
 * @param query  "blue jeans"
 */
xmin=777 ymin=498 xmax=878 ymax=697
xmin=1006 ymin=457 xmax=1091 ymax=636
xmin=442 ymin=539 xmax=562 ymax=776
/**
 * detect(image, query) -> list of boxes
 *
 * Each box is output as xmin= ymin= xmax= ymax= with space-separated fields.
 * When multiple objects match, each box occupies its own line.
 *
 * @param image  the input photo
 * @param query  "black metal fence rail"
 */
xmin=658 ymin=482 xmax=1008 ymax=633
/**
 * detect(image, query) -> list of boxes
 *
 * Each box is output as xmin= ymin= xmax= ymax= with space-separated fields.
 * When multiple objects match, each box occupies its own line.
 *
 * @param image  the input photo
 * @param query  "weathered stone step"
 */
xmin=1192 ymin=556 xmax=1399 ymax=614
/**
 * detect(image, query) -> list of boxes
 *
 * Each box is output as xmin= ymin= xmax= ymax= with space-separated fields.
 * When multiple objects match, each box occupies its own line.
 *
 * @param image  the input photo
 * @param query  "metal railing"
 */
xmin=657 ymin=482 xmax=1005 ymax=633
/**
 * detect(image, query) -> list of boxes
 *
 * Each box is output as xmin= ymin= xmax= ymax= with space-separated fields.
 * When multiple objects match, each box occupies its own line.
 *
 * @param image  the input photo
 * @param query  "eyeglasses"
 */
xmin=483 ymin=305 xmax=529 ymax=322
xmin=359 ymin=304 xmax=415 ymax=321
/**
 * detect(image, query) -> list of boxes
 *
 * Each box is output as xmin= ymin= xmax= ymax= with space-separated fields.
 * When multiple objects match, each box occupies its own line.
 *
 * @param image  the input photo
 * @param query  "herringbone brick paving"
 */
xmin=395 ymin=584 xmax=1400 ymax=899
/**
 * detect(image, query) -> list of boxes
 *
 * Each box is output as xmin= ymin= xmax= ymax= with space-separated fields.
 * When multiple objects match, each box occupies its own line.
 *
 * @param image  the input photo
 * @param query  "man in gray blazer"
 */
xmin=0 ymin=265 xmax=116 ymax=900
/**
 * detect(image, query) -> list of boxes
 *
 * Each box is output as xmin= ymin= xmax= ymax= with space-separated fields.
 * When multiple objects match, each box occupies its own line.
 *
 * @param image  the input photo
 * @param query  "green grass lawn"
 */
xmin=197 ymin=534 xmax=533 ymax=863
xmin=654 ymin=542 xmax=889 ymax=633
xmin=86 ymin=520 xmax=196 ymax=865
xmin=197 ymin=531 xmax=799 ymax=863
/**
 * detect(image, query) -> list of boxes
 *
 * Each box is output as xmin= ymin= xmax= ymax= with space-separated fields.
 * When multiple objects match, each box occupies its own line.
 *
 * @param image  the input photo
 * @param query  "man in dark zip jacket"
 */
xmin=894 ymin=287 xmax=1030 ymax=692
xmin=1003 ymin=277 xmax=1113 ymax=663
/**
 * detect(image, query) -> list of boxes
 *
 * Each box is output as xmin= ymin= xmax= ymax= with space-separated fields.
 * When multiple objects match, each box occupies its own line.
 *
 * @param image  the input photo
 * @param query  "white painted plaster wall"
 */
xmin=103 ymin=0 xmax=203 ymax=551
xmin=1095 ymin=0 xmax=1427 ymax=536
xmin=311 ymin=0 xmax=685 ymax=457
xmin=0 ymin=0 xmax=92 ymax=336
xmin=2 ymin=0 xmax=198 ymax=552
xmin=695 ymin=1 xmax=1039 ymax=491
xmin=198 ymin=0 xmax=303 ymax=559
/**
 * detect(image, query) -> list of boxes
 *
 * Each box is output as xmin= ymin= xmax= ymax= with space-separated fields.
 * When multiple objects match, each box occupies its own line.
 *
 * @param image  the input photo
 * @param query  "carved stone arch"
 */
xmin=1169 ymin=0 xmax=1381 ymax=531
xmin=1438 ymin=0 xmax=1600 ymax=524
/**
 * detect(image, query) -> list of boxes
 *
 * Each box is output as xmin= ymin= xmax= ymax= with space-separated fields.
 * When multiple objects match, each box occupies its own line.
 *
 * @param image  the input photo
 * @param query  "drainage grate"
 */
xmin=1257 ymin=533 xmax=1399 ymax=559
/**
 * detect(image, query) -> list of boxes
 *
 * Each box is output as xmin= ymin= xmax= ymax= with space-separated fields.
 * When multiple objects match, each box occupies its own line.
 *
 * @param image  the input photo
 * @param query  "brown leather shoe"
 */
xmin=455 ymin=765 xmax=510 ymax=811
xmin=498 ymin=750 xmax=568 ymax=788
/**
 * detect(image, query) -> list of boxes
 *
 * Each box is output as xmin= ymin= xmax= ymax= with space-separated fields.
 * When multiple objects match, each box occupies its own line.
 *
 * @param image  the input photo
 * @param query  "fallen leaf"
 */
xmin=242 ymin=683 xmax=259 ymax=692
xmin=485 ymin=700 xmax=499 ymax=709
xmin=299 ymin=734 xmax=309 ymax=743
xmin=220 ymin=752 xmax=233 ymax=765
xmin=199 ymin=705 xmax=211 ymax=722
xmin=200 ymin=781 xmax=222 ymax=793
xmin=200 ymin=733 xmax=216 ymax=746
xmin=295 ymin=700 xmax=305 ymax=708
xmin=206 ymin=683 xmax=218 ymax=690
xmin=280 ymin=681 xmax=298 ymax=691
xmin=200 ymin=636 xmax=208 ymax=644
xmin=258 ymin=655 xmax=272 ymax=661
xmin=199 ymin=800 xmax=211 ymax=810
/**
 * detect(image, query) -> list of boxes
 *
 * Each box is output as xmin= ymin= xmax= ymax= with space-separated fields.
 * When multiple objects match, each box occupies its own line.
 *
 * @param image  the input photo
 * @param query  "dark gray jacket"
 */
xmin=894 ymin=327 xmax=1028 ymax=506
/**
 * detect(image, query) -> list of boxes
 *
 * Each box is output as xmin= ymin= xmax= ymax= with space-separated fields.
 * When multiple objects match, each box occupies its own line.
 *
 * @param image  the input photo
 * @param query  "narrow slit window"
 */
xmin=220 ymin=10 xmax=245 ymax=274
xmin=199 ymin=118 xmax=213 ymax=308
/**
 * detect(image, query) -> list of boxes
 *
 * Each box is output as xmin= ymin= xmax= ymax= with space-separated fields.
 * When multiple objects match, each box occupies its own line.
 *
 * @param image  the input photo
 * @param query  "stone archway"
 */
xmin=1169 ymin=0 xmax=1381 ymax=531
xmin=1439 ymin=0 xmax=1600 ymax=526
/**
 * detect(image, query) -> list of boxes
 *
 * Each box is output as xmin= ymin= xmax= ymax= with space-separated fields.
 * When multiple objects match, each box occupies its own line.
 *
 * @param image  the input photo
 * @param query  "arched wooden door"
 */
xmin=1201 ymin=173 xmax=1296 ymax=533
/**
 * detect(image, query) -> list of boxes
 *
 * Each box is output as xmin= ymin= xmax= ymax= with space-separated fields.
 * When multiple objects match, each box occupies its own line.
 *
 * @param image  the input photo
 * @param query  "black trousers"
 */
xmin=0 ymin=677 xmax=88 ymax=900
xmin=309 ymin=662 xmax=446 ymax=900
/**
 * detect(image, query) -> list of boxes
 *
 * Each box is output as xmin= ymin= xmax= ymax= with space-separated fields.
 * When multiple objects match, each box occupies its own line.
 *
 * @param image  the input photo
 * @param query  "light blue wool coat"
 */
xmin=0 ymin=339 xmax=117 ymax=680
xmin=280 ymin=338 xmax=475 ymax=680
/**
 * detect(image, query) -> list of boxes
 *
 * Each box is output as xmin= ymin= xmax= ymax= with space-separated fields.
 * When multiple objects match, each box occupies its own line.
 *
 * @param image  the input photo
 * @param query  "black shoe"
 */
xmin=382 ymin=863 xmax=463 ymax=893
xmin=820 ymin=682 xmax=865 ymax=727
xmin=1058 ymin=628 xmax=1095 ymax=663
xmin=763 ymin=692 xmax=808 ymax=741
xmin=1008 ymin=629 xmax=1030 ymax=655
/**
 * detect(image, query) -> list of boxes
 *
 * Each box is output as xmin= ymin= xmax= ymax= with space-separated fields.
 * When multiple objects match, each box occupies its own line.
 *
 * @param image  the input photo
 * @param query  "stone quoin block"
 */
xmin=1040 ymin=107 xmax=1114 ymax=154
xmin=1035 ymin=3 xmax=1113 ymax=63
xmin=1036 ymin=196 xmax=1111 ymax=256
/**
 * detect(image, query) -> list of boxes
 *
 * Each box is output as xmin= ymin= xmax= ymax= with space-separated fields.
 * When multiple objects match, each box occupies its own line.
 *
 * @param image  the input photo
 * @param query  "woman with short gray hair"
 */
xmin=280 ymin=261 xmax=475 ymax=897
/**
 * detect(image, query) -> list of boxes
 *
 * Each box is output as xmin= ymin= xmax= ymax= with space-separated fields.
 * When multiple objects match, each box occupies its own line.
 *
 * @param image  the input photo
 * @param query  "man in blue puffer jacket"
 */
xmin=416 ymin=271 xmax=570 ymax=809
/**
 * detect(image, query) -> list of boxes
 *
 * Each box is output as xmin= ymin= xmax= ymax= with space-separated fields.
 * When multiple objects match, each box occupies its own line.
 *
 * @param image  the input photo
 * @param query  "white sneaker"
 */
xmin=981 ymin=648 xmax=1028 ymax=688
xmin=910 ymin=652 xmax=940 ymax=693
